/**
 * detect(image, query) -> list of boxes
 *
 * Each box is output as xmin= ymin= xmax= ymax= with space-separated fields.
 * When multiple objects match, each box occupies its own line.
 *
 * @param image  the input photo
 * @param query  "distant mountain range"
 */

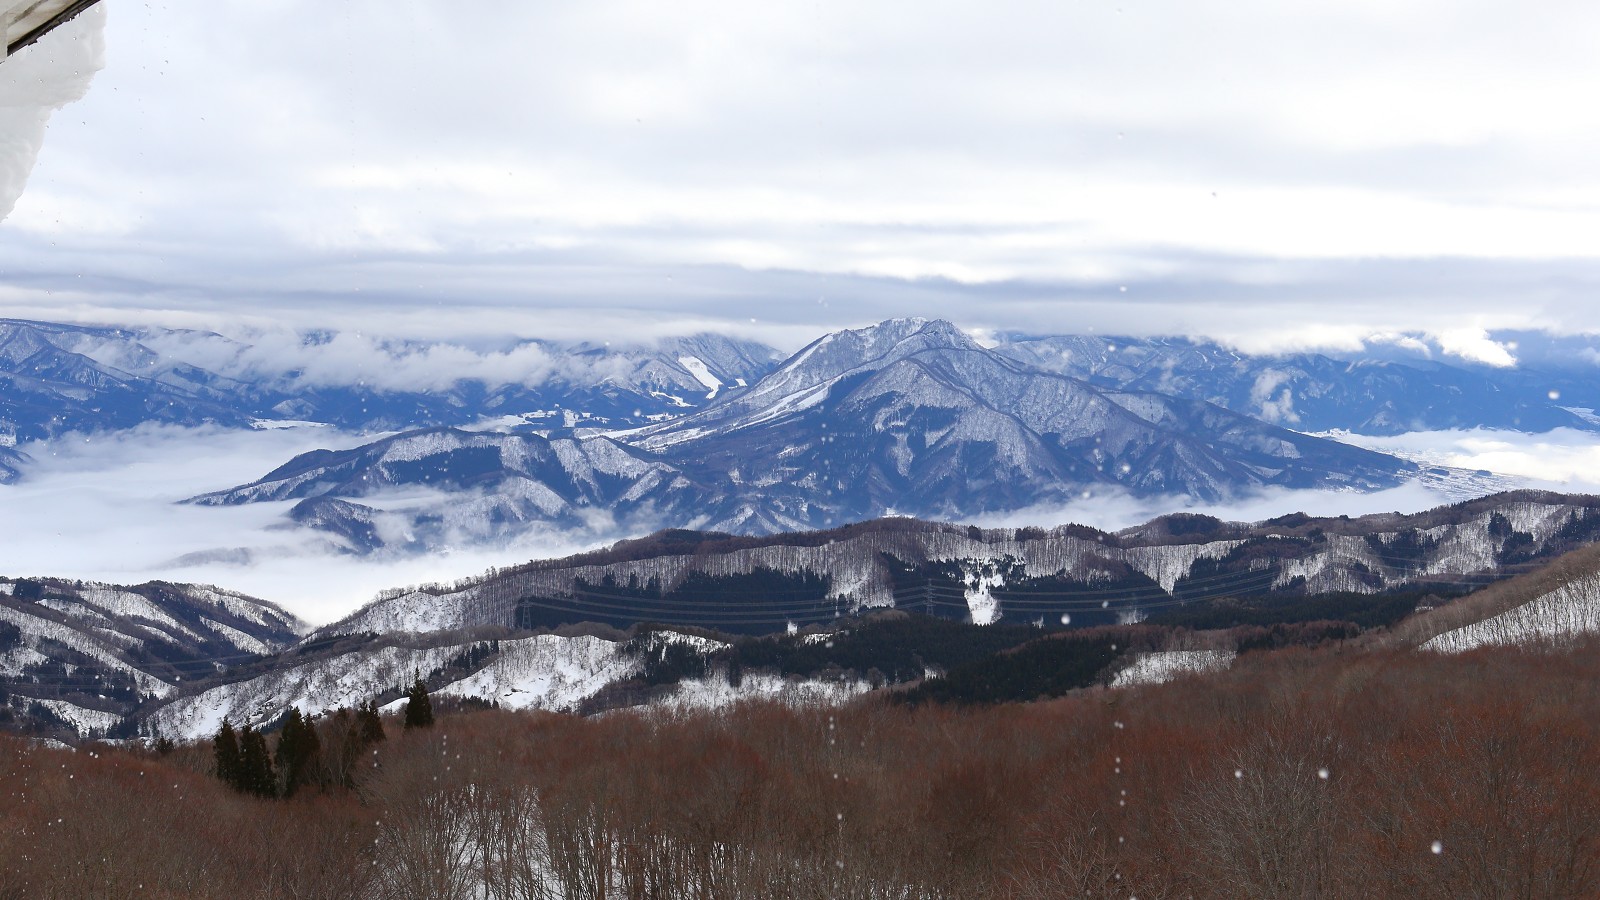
xmin=0 ymin=317 xmax=781 ymax=478
xmin=995 ymin=334 xmax=1598 ymax=435
xmin=10 ymin=313 xmax=1600 ymax=551
xmin=6 ymin=315 xmax=1599 ymax=459
xmin=10 ymin=490 xmax=1600 ymax=741
xmin=191 ymin=319 xmax=1417 ymax=549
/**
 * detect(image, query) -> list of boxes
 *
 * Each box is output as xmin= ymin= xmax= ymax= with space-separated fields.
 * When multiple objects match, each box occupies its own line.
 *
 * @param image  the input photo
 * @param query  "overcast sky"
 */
xmin=1 ymin=0 xmax=1599 ymax=352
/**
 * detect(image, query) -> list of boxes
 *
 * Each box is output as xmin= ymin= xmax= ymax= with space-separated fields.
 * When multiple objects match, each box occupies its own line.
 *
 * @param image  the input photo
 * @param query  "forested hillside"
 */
xmin=5 ymin=632 xmax=1598 ymax=898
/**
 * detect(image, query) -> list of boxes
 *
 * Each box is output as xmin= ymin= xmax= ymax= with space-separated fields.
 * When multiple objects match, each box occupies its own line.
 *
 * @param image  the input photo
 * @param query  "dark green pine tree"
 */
xmin=403 ymin=673 xmax=434 ymax=729
xmin=213 ymin=717 xmax=242 ymax=788
xmin=358 ymin=698 xmax=386 ymax=744
xmin=237 ymin=722 xmax=277 ymax=798
xmin=275 ymin=707 xmax=321 ymax=797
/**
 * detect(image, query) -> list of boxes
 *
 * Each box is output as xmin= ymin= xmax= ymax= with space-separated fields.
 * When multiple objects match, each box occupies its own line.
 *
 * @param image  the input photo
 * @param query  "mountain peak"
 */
xmin=731 ymin=318 xmax=979 ymax=406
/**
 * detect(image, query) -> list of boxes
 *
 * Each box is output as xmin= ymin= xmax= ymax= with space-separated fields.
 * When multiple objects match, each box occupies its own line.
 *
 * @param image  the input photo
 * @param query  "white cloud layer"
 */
xmin=0 ymin=426 xmax=605 ymax=624
xmin=5 ymin=425 xmax=1595 ymax=626
xmin=1331 ymin=428 xmax=1600 ymax=492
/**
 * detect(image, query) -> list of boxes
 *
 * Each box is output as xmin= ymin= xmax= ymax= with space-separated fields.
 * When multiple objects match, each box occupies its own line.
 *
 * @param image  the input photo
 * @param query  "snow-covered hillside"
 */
xmin=0 ymin=577 xmax=306 ymax=738
xmin=1422 ymin=573 xmax=1600 ymax=652
xmin=315 ymin=493 xmax=1600 ymax=637
xmin=1111 ymin=650 xmax=1236 ymax=688
xmin=0 ymin=318 xmax=782 ymax=452
xmin=145 ymin=629 xmax=867 ymax=741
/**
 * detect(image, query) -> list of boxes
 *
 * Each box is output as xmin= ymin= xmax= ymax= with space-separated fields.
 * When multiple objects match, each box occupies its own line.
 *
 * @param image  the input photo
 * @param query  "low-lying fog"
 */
xmin=3 ymin=425 xmax=1598 ymax=625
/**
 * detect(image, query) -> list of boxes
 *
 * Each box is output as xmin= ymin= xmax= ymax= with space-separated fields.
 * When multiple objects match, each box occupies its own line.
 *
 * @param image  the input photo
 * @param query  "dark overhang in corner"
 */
xmin=3 ymin=0 xmax=103 ymax=60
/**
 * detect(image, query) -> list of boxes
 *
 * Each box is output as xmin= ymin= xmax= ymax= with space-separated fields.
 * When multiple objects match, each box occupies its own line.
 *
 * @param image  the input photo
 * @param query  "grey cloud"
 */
xmin=5 ymin=2 xmax=1600 ymax=356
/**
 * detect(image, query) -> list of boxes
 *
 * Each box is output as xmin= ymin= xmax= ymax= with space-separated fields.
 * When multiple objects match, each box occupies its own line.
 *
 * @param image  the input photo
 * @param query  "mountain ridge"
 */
xmin=191 ymin=319 xmax=1418 ymax=550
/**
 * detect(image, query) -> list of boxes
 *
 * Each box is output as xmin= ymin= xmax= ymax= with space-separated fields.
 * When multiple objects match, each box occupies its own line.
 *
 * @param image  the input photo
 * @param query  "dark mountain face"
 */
xmin=192 ymin=319 xmax=1417 ymax=551
xmin=0 ymin=318 xmax=783 ymax=452
xmin=310 ymin=490 xmax=1600 ymax=637
xmin=995 ymin=334 xmax=1596 ymax=435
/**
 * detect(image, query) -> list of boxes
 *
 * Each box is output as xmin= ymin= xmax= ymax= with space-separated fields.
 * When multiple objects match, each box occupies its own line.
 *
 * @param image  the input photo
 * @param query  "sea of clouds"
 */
xmin=6 ymin=424 xmax=1599 ymax=625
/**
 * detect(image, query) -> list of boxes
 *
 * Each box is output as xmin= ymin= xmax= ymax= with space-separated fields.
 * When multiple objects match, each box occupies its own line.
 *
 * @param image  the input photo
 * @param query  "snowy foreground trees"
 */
xmin=5 ymin=638 xmax=1600 ymax=898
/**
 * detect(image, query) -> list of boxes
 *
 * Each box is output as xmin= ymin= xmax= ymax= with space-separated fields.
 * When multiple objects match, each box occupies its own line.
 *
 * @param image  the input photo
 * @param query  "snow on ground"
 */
xmin=1111 ymin=650 xmax=1235 ymax=688
xmin=0 ymin=603 xmax=173 ymax=697
xmin=148 ymin=642 xmax=479 ymax=740
xmin=432 ymin=635 xmax=641 ymax=713
xmin=656 ymin=671 xmax=872 ymax=712
xmin=677 ymin=356 xmax=724 ymax=399
xmin=325 ymin=587 xmax=482 ymax=636
xmin=962 ymin=565 xmax=1003 ymax=625
xmin=27 ymin=698 xmax=123 ymax=736
xmin=1422 ymin=573 xmax=1600 ymax=653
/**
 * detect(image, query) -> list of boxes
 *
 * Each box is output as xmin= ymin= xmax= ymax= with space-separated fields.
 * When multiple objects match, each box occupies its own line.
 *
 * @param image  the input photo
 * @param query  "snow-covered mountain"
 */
xmin=624 ymin=318 xmax=1411 ymax=516
xmin=142 ymin=629 xmax=867 ymax=742
xmin=307 ymin=491 xmax=1600 ymax=638
xmin=995 ymin=334 xmax=1597 ymax=435
xmin=0 ymin=319 xmax=259 ymax=450
xmin=119 ymin=490 xmax=1600 ymax=741
xmin=0 ymin=577 xmax=307 ymax=738
xmin=194 ymin=319 xmax=1417 ymax=550
xmin=0 ymin=318 xmax=782 ymax=452
xmin=189 ymin=427 xmax=718 ymax=551
xmin=19 ymin=491 xmax=1600 ymax=742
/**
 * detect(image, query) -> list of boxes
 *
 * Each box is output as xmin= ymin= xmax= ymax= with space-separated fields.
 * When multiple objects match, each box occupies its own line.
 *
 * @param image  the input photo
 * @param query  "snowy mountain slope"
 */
xmin=995 ymin=334 xmax=1594 ymax=435
xmin=617 ymin=319 xmax=1414 ymax=516
xmin=141 ymin=628 xmax=862 ymax=742
xmin=0 ymin=444 xmax=23 ymax=484
xmin=1420 ymin=572 xmax=1600 ymax=652
xmin=0 ymin=319 xmax=259 ymax=447
xmin=187 ymin=427 xmax=723 ymax=550
xmin=310 ymin=491 xmax=1600 ymax=637
xmin=0 ymin=577 xmax=306 ymax=738
xmin=199 ymin=319 xmax=1417 ymax=551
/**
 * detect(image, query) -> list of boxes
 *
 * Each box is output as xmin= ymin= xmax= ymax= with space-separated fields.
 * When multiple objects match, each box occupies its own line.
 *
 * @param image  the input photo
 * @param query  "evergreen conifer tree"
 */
xmin=275 ymin=707 xmax=321 ymax=796
xmin=358 ymin=698 xmax=386 ymax=744
xmin=213 ymin=718 xmax=241 ymax=788
xmin=237 ymin=723 xmax=277 ymax=798
xmin=403 ymin=673 xmax=434 ymax=729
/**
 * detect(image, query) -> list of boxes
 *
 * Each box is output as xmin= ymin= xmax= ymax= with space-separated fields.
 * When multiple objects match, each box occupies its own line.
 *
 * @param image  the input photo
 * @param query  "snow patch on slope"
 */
xmin=677 ymin=356 xmax=723 ymax=399
xmin=326 ymin=587 xmax=483 ymax=636
xmin=28 ymin=698 xmax=122 ymax=735
xmin=657 ymin=671 xmax=872 ymax=711
xmin=433 ymin=635 xmax=640 ymax=712
xmin=1111 ymin=650 xmax=1235 ymax=688
xmin=1422 ymin=574 xmax=1600 ymax=653
xmin=1123 ymin=541 xmax=1243 ymax=593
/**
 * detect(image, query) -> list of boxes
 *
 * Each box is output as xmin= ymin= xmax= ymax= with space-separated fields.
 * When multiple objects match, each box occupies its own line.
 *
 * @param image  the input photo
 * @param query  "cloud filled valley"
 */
xmin=6 ymin=418 xmax=1594 ymax=625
